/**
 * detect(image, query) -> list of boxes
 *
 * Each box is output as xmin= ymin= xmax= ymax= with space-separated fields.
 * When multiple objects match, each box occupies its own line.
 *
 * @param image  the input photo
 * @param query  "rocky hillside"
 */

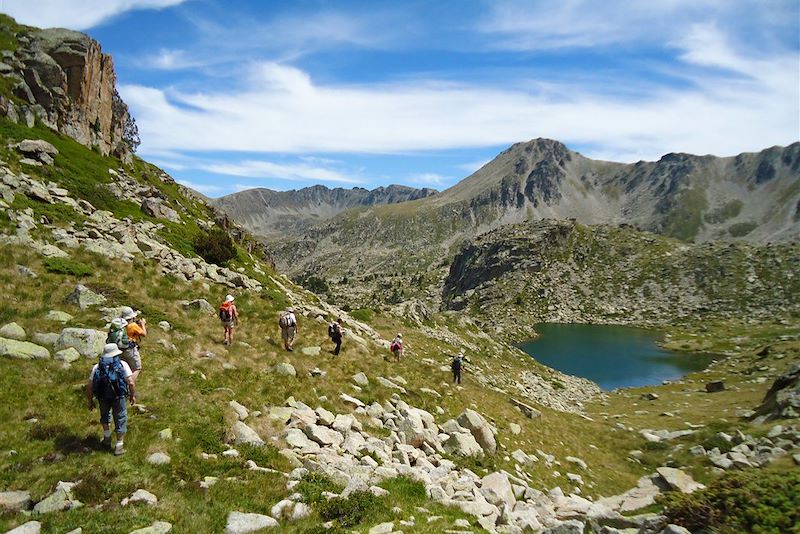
xmin=443 ymin=219 xmax=800 ymax=339
xmin=212 ymin=184 xmax=437 ymax=239
xmin=0 ymin=15 xmax=136 ymax=160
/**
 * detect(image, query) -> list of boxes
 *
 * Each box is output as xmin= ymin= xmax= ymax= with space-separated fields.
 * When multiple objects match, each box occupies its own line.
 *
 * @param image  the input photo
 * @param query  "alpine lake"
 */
xmin=518 ymin=323 xmax=718 ymax=391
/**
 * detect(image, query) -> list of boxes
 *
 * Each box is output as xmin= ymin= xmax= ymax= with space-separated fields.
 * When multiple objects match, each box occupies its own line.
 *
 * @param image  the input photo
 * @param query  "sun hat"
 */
xmin=101 ymin=342 xmax=122 ymax=358
xmin=120 ymin=306 xmax=138 ymax=320
xmin=287 ymin=307 xmax=294 ymax=313
xmin=111 ymin=317 xmax=127 ymax=329
xmin=225 ymin=295 xmax=235 ymax=302
xmin=397 ymin=333 xmax=402 ymax=338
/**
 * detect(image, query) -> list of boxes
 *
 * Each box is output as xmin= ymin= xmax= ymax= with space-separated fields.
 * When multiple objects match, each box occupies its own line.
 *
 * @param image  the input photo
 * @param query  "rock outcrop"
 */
xmin=0 ymin=26 xmax=135 ymax=159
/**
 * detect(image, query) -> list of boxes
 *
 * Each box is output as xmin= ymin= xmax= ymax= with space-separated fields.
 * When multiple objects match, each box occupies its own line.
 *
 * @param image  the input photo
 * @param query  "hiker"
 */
xmin=328 ymin=317 xmax=343 ymax=355
xmin=390 ymin=333 xmax=404 ymax=362
xmin=107 ymin=317 xmax=129 ymax=352
xmin=86 ymin=343 xmax=136 ymax=455
xmin=278 ymin=307 xmax=298 ymax=351
xmin=451 ymin=351 xmax=464 ymax=384
xmin=219 ymin=295 xmax=239 ymax=345
xmin=120 ymin=306 xmax=146 ymax=382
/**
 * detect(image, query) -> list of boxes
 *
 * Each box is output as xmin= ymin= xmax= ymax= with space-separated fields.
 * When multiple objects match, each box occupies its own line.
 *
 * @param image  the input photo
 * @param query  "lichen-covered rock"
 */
xmin=54 ymin=328 xmax=106 ymax=358
xmin=0 ymin=338 xmax=50 ymax=360
xmin=64 ymin=284 xmax=106 ymax=310
xmin=232 ymin=421 xmax=264 ymax=446
xmin=457 ymin=409 xmax=496 ymax=454
xmin=225 ymin=511 xmax=278 ymax=533
xmin=0 ymin=322 xmax=27 ymax=340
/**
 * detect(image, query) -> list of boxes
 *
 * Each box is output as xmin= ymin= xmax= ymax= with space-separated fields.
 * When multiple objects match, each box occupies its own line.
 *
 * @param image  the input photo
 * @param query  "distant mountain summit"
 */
xmin=212 ymin=184 xmax=437 ymax=238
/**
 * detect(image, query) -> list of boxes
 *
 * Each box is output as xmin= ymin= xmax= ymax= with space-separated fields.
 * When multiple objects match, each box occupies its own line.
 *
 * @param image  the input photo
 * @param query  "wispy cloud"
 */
xmin=137 ymin=48 xmax=205 ymax=70
xmin=406 ymin=173 xmax=451 ymax=187
xmin=3 ymin=0 xmax=187 ymax=30
xmin=201 ymin=160 xmax=362 ymax=184
xmin=176 ymin=179 xmax=223 ymax=195
xmin=122 ymin=29 xmax=799 ymax=164
xmin=456 ymin=159 xmax=491 ymax=174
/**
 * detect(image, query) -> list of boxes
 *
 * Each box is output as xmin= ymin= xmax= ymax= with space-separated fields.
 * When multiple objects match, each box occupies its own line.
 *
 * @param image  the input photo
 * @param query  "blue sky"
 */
xmin=4 ymin=0 xmax=799 ymax=197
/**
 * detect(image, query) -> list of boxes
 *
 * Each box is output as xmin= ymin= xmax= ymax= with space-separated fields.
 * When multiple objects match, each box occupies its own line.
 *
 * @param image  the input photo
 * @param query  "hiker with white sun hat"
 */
xmin=120 ymin=306 xmax=146 ymax=382
xmin=219 ymin=294 xmax=239 ymax=345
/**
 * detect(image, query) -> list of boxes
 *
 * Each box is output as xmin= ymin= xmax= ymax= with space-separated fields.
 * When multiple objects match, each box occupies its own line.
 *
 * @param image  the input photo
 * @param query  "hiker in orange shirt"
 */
xmin=120 ymin=306 xmax=147 ymax=382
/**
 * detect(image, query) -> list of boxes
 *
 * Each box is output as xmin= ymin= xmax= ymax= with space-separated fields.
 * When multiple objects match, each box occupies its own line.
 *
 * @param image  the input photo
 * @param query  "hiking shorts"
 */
xmin=222 ymin=320 xmax=235 ymax=329
xmin=99 ymin=397 xmax=128 ymax=434
xmin=121 ymin=347 xmax=141 ymax=371
xmin=281 ymin=326 xmax=296 ymax=341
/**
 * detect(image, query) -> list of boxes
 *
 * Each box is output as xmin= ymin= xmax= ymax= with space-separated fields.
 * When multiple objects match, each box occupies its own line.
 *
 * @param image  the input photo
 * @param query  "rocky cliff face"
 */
xmin=0 ymin=24 xmax=134 ymax=160
xmin=212 ymin=184 xmax=437 ymax=239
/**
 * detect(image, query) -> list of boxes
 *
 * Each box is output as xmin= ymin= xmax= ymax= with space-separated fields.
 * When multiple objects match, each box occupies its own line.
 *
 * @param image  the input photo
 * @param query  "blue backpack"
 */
xmin=92 ymin=358 xmax=129 ymax=401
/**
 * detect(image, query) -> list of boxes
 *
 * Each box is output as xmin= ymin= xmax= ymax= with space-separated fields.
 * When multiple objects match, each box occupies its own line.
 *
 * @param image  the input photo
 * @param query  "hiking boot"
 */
xmin=287 ymin=347 xmax=293 ymax=352
xmin=114 ymin=446 xmax=126 ymax=456
xmin=101 ymin=436 xmax=112 ymax=448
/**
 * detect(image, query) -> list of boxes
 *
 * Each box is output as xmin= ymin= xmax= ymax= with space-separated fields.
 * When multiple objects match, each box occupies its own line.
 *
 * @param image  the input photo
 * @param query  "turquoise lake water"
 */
xmin=518 ymin=323 xmax=716 ymax=391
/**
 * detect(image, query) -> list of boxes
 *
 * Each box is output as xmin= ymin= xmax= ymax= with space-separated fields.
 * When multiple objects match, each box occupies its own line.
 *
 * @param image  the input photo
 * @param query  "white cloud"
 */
xmin=138 ymin=48 xmax=203 ymax=70
xmin=201 ymin=160 xmax=362 ymax=184
xmin=176 ymin=179 xmax=222 ymax=195
xmin=3 ymin=0 xmax=187 ymax=30
xmin=121 ymin=33 xmax=798 ymax=164
xmin=406 ymin=173 xmax=451 ymax=187
xmin=456 ymin=160 xmax=492 ymax=174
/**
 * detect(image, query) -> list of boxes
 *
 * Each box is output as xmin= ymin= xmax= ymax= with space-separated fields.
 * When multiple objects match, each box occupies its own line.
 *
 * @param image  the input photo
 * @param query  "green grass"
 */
xmin=704 ymin=199 xmax=743 ymax=224
xmin=662 ymin=187 xmax=709 ymax=242
xmin=728 ymin=221 xmax=758 ymax=237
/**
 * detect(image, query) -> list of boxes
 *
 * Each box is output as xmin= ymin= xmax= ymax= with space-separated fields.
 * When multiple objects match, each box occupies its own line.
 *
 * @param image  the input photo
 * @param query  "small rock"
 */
xmin=0 ymin=322 xmax=26 ymax=340
xmin=222 ymin=449 xmax=240 ymax=458
xmin=273 ymin=362 xmax=296 ymax=377
xmin=352 ymin=372 xmax=369 ymax=386
xmin=225 ymin=511 xmax=278 ymax=533
xmin=5 ymin=521 xmax=42 ymax=534
xmin=301 ymin=346 xmax=321 ymax=356
xmin=229 ymin=400 xmax=250 ymax=421
xmin=158 ymin=428 xmax=173 ymax=440
xmin=16 ymin=265 xmax=37 ymax=278
xmin=64 ymin=284 xmax=106 ymax=310
xmin=122 ymin=489 xmax=158 ymax=507
xmin=368 ymin=522 xmax=394 ymax=534
xmin=45 ymin=310 xmax=73 ymax=323
xmin=158 ymin=321 xmax=171 ymax=331
xmin=232 ymin=421 xmax=264 ymax=446
xmin=54 ymin=347 xmax=81 ymax=363
xmin=509 ymin=423 xmax=521 ymax=435
xmin=129 ymin=521 xmax=173 ymax=534
xmin=147 ymin=452 xmax=171 ymax=465
xmin=0 ymin=490 xmax=31 ymax=512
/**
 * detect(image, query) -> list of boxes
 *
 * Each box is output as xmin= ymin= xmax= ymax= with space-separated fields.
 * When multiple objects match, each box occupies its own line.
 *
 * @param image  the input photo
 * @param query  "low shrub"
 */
xmin=44 ymin=257 xmax=93 ymax=277
xmin=660 ymin=469 xmax=800 ymax=534
xmin=296 ymin=473 xmax=342 ymax=505
xmin=194 ymin=228 xmax=236 ymax=266
xmin=349 ymin=308 xmax=374 ymax=322
xmin=318 ymin=491 xmax=386 ymax=527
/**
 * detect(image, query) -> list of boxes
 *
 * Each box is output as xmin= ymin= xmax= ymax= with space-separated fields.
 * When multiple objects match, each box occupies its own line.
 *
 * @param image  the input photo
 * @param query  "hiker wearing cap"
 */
xmin=278 ymin=307 xmax=298 ymax=351
xmin=219 ymin=295 xmax=239 ymax=345
xmin=328 ymin=317 xmax=343 ymax=355
xmin=390 ymin=333 xmax=404 ymax=362
xmin=452 ymin=351 xmax=465 ymax=384
xmin=120 ymin=306 xmax=146 ymax=381
xmin=86 ymin=343 xmax=136 ymax=455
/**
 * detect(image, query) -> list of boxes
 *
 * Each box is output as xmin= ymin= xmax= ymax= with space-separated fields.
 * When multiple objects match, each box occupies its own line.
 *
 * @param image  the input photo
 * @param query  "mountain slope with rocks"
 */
xmin=0 ymin=14 xmax=797 ymax=534
xmin=212 ymin=184 xmax=437 ymax=239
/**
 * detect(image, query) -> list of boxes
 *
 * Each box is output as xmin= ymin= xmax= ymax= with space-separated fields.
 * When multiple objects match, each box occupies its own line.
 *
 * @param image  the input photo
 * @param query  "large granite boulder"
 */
xmin=54 ymin=328 xmax=106 ymax=358
xmin=457 ymin=409 xmax=496 ymax=454
xmin=0 ymin=338 xmax=50 ymax=360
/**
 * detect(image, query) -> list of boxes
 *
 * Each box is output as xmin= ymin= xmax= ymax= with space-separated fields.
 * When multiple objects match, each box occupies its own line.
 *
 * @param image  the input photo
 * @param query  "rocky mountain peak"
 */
xmin=0 ymin=20 xmax=137 ymax=160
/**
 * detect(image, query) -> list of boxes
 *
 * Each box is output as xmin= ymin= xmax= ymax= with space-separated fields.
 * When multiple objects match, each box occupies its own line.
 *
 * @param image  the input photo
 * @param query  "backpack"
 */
xmin=390 ymin=341 xmax=400 ymax=352
xmin=279 ymin=313 xmax=295 ymax=328
xmin=107 ymin=327 xmax=129 ymax=351
xmin=219 ymin=305 xmax=232 ymax=322
xmin=328 ymin=323 xmax=339 ymax=339
xmin=92 ymin=358 xmax=129 ymax=401
xmin=451 ymin=357 xmax=462 ymax=372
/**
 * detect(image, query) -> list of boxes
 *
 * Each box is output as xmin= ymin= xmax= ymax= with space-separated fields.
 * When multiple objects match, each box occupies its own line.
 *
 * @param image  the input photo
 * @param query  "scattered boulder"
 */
xmin=655 ymin=467 xmax=705 ymax=493
xmin=5 ymin=521 xmax=42 ymax=534
xmin=141 ymin=197 xmax=180 ymax=223
xmin=15 ymin=139 xmax=58 ymax=165
xmin=511 ymin=398 xmax=542 ymax=418
xmin=158 ymin=321 xmax=171 ymax=331
xmin=225 ymin=511 xmax=278 ymax=533
xmin=301 ymin=346 xmax=321 ymax=356
xmin=54 ymin=328 xmax=106 ymax=358
xmin=33 ymin=481 xmax=82 ymax=514
xmin=45 ymin=310 xmax=73 ymax=323
xmin=0 ymin=490 xmax=31 ymax=512
xmin=232 ymin=421 xmax=264 ymax=446
xmin=457 ymin=409 xmax=496 ymax=454
xmin=147 ymin=453 xmax=171 ymax=466
xmin=0 ymin=322 xmax=27 ymax=340
xmin=443 ymin=431 xmax=484 ymax=457
xmin=181 ymin=299 xmax=215 ymax=314
xmin=230 ymin=400 xmax=250 ymax=421
xmin=129 ymin=521 xmax=173 ymax=534
xmin=705 ymin=381 xmax=725 ymax=393
xmin=272 ymin=362 xmax=296 ymax=377
xmin=481 ymin=472 xmax=516 ymax=508
xmin=64 ymin=284 xmax=106 ymax=310
xmin=54 ymin=347 xmax=81 ymax=363
xmin=0 ymin=338 xmax=50 ymax=360
xmin=352 ymin=372 xmax=369 ymax=386
xmin=753 ymin=362 xmax=800 ymax=421
xmin=121 ymin=489 xmax=158 ymax=506
xmin=16 ymin=265 xmax=37 ymax=278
